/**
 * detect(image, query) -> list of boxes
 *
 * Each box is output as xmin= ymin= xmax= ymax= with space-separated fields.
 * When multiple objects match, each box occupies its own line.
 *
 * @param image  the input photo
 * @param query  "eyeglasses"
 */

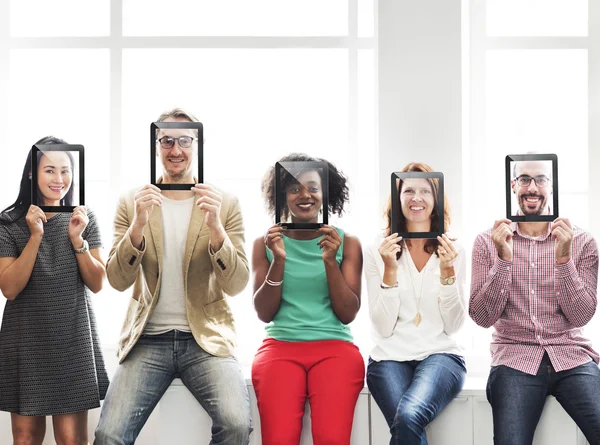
xmin=156 ymin=136 xmax=197 ymax=149
xmin=514 ymin=175 xmax=551 ymax=187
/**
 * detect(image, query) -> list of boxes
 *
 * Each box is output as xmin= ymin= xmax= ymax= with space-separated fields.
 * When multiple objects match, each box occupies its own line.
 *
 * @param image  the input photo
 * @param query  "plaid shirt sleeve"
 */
xmin=469 ymin=232 xmax=513 ymax=328
xmin=555 ymin=234 xmax=599 ymax=328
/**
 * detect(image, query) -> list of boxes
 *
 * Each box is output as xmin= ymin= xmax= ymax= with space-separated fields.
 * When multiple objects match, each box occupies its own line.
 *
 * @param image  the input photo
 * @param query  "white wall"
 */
xmin=378 ymin=0 xmax=463 ymax=236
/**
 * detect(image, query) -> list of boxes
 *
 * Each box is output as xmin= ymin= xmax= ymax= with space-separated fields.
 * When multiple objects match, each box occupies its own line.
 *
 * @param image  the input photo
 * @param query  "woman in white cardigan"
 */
xmin=365 ymin=162 xmax=467 ymax=445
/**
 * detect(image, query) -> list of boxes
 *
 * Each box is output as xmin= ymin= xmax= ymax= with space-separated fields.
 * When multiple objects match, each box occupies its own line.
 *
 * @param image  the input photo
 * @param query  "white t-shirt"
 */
xmin=365 ymin=239 xmax=466 ymax=362
xmin=144 ymin=196 xmax=194 ymax=335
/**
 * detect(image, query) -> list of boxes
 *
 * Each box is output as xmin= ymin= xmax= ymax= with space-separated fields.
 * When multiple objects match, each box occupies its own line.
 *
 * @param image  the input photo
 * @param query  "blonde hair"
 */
xmin=157 ymin=108 xmax=199 ymax=123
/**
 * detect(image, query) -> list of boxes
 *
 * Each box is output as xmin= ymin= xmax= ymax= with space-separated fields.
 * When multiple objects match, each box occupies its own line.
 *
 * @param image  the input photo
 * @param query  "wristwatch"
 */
xmin=74 ymin=239 xmax=89 ymax=254
xmin=440 ymin=276 xmax=456 ymax=286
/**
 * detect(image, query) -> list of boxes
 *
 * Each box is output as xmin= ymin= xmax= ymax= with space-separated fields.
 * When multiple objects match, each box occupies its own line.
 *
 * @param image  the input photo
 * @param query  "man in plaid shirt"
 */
xmin=470 ymin=159 xmax=600 ymax=445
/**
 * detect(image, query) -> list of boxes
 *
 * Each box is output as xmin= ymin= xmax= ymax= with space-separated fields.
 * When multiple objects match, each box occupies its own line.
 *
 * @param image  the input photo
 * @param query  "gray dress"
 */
xmin=0 ymin=209 xmax=109 ymax=416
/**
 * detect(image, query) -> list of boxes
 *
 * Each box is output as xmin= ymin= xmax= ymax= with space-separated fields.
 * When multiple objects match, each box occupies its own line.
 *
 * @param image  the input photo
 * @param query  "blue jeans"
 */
xmin=94 ymin=331 xmax=252 ymax=445
xmin=367 ymin=353 xmax=466 ymax=445
xmin=487 ymin=353 xmax=600 ymax=445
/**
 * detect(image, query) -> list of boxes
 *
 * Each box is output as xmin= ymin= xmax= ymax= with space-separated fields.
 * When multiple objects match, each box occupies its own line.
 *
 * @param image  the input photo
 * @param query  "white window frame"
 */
xmin=466 ymin=0 xmax=600 ymax=362
xmin=0 ymin=1 xmax=377 ymax=357
xmin=467 ymin=0 xmax=600 ymax=239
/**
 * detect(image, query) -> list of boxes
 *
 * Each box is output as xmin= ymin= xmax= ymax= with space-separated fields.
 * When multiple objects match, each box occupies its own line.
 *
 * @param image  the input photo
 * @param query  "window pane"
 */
xmin=121 ymin=49 xmax=348 ymax=189
xmin=559 ymin=193 xmax=589 ymax=229
xmin=123 ymin=0 xmax=347 ymax=36
xmin=358 ymin=0 xmax=374 ymax=37
xmin=10 ymin=0 xmax=110 ymax=37
xmin=8 ymin=50 xmax=110 ymax=183
xmin=4 ymin=50 xmax=113 ymax=336
xmin=351 ymin=49 xmax=377 ymax=238
xmin=486 ymin=0 xmax=587 ymax=37
xmin=486 ymin=50 xmax=588 ymax=197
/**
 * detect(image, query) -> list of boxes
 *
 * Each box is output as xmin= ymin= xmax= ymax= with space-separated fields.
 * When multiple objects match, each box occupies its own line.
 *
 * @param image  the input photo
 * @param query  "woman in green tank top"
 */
xmin=250 ymin=153 xmax=365 ymax=445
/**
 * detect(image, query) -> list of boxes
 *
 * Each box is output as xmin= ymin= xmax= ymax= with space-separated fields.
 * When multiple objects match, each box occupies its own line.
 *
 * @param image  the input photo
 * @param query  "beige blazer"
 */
xmin=106 ymin=185 xmax=249 ymax=363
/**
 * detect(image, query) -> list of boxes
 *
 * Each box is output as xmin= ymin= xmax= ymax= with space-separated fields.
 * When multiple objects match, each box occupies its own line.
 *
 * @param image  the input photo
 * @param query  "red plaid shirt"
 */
xmin=470 ymin=223 xmax=599 ymax=375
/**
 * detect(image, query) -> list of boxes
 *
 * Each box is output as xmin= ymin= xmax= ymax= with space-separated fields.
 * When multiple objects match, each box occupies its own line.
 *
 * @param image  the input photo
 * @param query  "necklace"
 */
xmin=404 ymin=243 xmax=424 ymax=327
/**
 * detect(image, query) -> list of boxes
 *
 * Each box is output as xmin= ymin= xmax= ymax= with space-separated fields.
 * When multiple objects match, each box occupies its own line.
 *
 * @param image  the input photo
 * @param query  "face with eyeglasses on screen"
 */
xmin=511 ymin=160 xmax=553 ymax=216
xmin=155 ymin=118 xmax=198 ymax=183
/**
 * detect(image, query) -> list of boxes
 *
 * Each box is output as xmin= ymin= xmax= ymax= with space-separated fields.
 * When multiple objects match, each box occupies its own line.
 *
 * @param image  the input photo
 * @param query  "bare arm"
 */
xmin=0 ymin=205 xmax=46 ymax=300
xmin=252 ymin=227 xmax=286 ymax=323
xmin=73 ymin=245 xmax=106 ymax=294
xmin=0 ymin=235 xmax=42 ymax=300
xmin=321 ymin=229 xmax=362 ymax=324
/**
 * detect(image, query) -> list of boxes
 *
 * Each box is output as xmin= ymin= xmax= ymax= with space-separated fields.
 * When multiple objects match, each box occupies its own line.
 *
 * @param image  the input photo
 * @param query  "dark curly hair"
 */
xmin=261 ymin=153 xmax=349 ymax=221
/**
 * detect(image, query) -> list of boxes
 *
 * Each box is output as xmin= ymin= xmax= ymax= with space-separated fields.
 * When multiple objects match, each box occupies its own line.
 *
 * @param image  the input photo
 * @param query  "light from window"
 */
xmin=9 ymin=0 xmax=110 ymax=37
xmin=486 ymin=49 xmax=588 ymax=198
xmin=123 ymin=0 xmax=348 ymax=36
xmin=486 ymin=0 xmax=587 ymax=37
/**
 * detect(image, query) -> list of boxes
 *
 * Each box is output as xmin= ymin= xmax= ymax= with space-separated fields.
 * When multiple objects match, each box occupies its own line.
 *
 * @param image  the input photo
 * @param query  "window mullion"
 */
xmin=110 ymin=0 xmax=123 ymax=201
xmin=486 ymin=36 xmax=587 ymax=50
xmin=349 ymin=0 xmax=359 ymax=172
xmin=590 ymin=0 xmax=600 ymax=239
xmin=0 ymin=0 xmax=9 ymax=134
xmin=468 ymin=0 xmax=487 ymax=237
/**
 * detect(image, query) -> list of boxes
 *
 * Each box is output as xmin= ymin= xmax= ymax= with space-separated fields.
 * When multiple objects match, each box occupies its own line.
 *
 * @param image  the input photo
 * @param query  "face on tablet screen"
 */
xmin=155 ymin=126 xmax=198 ymax=183
xmin=399 ymin=177 xmax=436 ymax=225
xmin=391 ymin=171 xmax=444 ymax=239
xmin=35 ymin=149 xmax=79 ymax=207
xmin=282 ymin=167 xmax=324 ymax=224
xmin=510 ymin=160 xmax=553 ymax=217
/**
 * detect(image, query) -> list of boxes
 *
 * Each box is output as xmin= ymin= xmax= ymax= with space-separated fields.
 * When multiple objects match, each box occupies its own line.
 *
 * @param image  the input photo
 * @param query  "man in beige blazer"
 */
xmin=94 ymin=108 xmax=252 ymax=445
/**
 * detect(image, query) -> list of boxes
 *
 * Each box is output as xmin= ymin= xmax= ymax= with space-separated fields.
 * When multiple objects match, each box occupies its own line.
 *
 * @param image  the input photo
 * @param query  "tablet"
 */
xmin=31 ymin=144 xmax=84 ymax=212
xmin=506 ymin=153 xmax=558 ymax=222
xmin=391 ymin=171 xmax=444 ymax=239
xmin=275 ymin=161 xmax=329 ymax=230
xmin=151 ymin=121 xmax=203 ymax=190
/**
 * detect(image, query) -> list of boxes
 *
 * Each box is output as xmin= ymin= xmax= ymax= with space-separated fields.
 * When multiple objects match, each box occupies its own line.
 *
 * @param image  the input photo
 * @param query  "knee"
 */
xmin=311 ymin=420 xmax=352 ymax=445
xmin=312 ymin=430 xmax=349 ymax=445
xmin=262 ymin=429 xmax=301 ymax=445
xmin=394 ymin=405 xmax=429 ymax=432
xmin=93 ymin=423 xmax=122 ymax=445
xmin=13 ymin=431 xmax=44 ymax=445
xmin=219 ymin=415 xmax=252 ymax=442
xmin=94 ymin=405 xmax=139 ymax=445
xmin=55 ymin=435 xmax=87 ymax=445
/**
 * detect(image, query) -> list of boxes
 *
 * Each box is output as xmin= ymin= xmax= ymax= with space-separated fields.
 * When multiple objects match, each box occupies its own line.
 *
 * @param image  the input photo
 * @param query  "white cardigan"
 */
xmin=365 ymin=240 xmax=467 ymax=362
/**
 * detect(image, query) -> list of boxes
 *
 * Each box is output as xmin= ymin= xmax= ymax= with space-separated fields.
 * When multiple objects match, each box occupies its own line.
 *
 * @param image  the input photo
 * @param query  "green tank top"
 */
xmin=265 ymin=227 xmax=353 ymax=342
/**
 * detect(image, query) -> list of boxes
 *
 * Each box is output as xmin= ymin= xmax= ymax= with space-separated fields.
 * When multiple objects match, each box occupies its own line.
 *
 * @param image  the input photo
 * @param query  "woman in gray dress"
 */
xmin=0 ymin=136 xmax=109 ymax=445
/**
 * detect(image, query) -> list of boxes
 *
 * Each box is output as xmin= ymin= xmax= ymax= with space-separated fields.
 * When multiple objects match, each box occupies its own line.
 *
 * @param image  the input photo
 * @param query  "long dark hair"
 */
xmin=0 ymin=136 xmax=69 ymax=223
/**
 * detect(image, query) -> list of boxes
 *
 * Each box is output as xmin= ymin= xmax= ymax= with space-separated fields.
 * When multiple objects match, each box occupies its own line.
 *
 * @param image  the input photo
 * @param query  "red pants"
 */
xmin=251 ymin=338 xmax=365 ymax=445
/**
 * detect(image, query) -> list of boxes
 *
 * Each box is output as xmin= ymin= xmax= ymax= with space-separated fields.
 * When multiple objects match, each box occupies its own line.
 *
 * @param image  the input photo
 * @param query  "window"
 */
xmin=0 ymin=0 xmax=376 ymax=367
xmin=465 ymin=0 xmax=599 ymax=371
